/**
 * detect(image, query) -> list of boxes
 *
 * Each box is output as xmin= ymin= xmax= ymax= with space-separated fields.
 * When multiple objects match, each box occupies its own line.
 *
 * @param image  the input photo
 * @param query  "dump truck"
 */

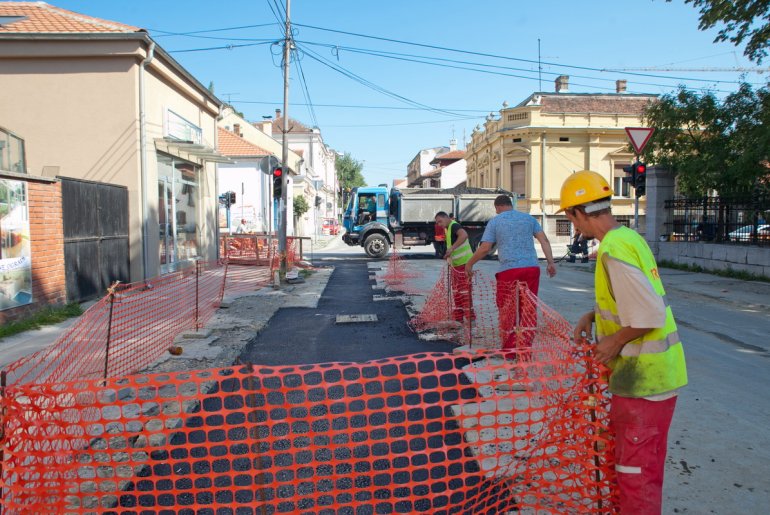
xmin=342 ymin=185 xmax=513 ymax=258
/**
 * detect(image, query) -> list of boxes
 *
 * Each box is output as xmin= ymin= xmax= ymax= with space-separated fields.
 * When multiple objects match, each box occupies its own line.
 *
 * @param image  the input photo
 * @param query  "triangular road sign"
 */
xmin=625 ymin=127 xmax=655 ymax=154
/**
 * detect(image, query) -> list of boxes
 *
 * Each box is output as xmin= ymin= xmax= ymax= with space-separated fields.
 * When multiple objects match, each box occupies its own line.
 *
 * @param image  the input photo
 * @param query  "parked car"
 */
xmin=322 ymin=218 xmax=340 ymax=235
xmin=728 ymin=224 xmax=770 ymax=242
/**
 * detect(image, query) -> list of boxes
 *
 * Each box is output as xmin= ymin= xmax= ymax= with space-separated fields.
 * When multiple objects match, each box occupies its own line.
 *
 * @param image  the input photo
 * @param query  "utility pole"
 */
xmin=279 ymin=0 xmax=291 ymax=276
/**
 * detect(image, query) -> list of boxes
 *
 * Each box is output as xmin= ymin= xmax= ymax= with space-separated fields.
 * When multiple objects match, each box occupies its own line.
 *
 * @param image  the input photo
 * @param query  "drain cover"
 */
xmin=336 ymin=314 xmax=378 ymax=324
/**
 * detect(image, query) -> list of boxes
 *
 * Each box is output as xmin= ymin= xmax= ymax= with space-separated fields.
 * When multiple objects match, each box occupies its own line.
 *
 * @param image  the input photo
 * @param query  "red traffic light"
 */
xmin=634 ymin=163 xmax=646 ymax=175
xmin=273 ymin=167 xmax=283 ymax=178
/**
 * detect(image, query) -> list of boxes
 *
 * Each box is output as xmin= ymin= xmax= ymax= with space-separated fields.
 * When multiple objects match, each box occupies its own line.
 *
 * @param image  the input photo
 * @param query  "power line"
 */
xmin=297 ymin=40 xmax=736 ymax=92
xmin=148 ymin=22 xmax=277 ymax=38
xmin=292 ymin=22 xmax=755 ymax=85
xmin=293 ymin=49 xmax=319 ymax=128
xmin=168 ymin=41 xmax=274 ymax=53
xmin=323 ymin=116 xmax=482 ymax=128
xmin=232 ymin=100 xmax=489 ymax=113
xmin=295 ymin=43 xmax=468 ymax=117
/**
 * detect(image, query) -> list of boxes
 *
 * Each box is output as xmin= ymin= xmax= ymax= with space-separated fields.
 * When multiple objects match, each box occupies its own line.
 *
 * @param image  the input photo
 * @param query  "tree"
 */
xmin=335 ymin=152 xmax=366 ymax=205
xmin=642 ymin=84 xmax=770 ymax=195
xmin=674 ymin=0 xmax=770 ymax=63
xmin=336 ymin=153 xmax=366 ymax=190
xmin=293 ymin=195 xmax=310 ymax=220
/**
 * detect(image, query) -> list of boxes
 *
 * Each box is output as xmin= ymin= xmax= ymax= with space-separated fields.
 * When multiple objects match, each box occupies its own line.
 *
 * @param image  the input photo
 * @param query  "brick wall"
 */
xmin=0 ymin=177 xmax=66 ymax=324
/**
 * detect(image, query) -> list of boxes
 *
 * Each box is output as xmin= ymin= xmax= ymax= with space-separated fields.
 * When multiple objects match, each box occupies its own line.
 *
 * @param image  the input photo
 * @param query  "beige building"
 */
xmin=466 ymin=76 xmax=655 ymax=244
xmin=0 ymin=2 xmax=226 ymax=280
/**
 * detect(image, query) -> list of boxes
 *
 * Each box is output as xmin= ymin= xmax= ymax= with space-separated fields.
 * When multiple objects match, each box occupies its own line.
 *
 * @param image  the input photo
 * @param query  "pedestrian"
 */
xmin=559 ymin=170 xmax=687 ymax=514
xmin=434 ymin=211 xmax=473 ymax=323
xmin=465 ymin=194 xmax=556 ymax=354
xmin=234 ymin=218 xmax=248 ymax=234
xmin=433 ymin=222 xmax=447 ymax=258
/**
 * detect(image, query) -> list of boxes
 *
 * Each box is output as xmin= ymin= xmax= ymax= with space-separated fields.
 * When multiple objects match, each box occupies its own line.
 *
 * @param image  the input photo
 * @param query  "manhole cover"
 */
xmin=336 ymin=314 xmax=378 ymax=324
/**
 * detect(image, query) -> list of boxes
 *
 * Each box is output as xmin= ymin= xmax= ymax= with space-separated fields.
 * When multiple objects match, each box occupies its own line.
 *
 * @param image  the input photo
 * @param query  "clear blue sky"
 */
xmin=52 ymin=0 xmax=764 ymax=185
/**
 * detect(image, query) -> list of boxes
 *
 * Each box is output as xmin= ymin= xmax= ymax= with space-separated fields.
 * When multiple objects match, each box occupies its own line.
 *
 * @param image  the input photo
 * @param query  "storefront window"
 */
xmin=0 ymin=179 xmax=31 ymax=310
xmin=157 ymin=154 xmax=200 ymax=273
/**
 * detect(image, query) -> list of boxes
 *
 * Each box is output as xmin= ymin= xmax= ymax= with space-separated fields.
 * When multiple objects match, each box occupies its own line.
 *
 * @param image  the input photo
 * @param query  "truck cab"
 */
xmin=342 ymin=187 xmax=393 ymax=258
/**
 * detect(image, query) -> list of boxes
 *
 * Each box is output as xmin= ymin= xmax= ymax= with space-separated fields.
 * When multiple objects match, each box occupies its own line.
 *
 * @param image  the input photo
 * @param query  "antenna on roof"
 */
xmin=538 ymin=39 xmax=542 ymax=92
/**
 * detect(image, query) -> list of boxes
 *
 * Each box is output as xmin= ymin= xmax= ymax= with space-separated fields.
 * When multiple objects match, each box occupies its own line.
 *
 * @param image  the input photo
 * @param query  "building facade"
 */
xmin=269 ymin=109 xmax=339 ymax=236
xmin=407 ymin=146 xmax=450 ymax=187
xmin=0 ymin=2 xmax=226 ymax=281
xmin=465 ymin=76 xmax=655 ymax=243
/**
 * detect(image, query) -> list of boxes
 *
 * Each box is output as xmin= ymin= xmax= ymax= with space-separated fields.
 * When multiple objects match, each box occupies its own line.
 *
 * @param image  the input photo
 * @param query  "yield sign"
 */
xmin=625 ymin=127 xmax=655 ymax=154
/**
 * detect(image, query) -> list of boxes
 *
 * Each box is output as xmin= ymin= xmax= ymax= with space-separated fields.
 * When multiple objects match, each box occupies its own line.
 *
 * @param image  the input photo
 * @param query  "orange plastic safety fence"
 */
xmin=2 ymin=261 xmax=272 ymax=386
xmin=0 ymin=350 xmax=615 ymax=514
xmin=221 ymin=235 xmax=275 ymax=266
xmin=382 ymin=247 xmax=424 ymax=295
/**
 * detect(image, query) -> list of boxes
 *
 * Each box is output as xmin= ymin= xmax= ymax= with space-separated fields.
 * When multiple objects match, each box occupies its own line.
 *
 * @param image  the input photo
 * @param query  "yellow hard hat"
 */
xmin=557 ymin=170 xmax=613 ymax=213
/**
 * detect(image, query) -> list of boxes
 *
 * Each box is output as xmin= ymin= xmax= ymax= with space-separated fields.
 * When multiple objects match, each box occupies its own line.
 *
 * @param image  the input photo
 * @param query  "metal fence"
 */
xmin=664 ymin=194 xmax=770 ymax=246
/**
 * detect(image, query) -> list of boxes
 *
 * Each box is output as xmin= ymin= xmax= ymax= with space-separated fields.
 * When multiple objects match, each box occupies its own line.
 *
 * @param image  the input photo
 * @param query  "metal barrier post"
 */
xmin=467 ymin=272 xmax=474 ymax=349
xmin=103 ymin=281 xmax=120 ymax=379
xmin=195 ymin=261 xmax=200 ymax=331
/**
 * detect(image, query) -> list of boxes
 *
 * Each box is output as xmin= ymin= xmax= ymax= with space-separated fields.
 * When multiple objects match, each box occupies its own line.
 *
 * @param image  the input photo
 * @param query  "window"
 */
xmin=613 ymin=164 xmax=631 ymax=197
xmin=510 ymin=161 xmax=526 ymax=197
xmin=0 ymin=128 xmax=26 ymax=174
xmin=158 ymin=154 xmax=200 ymax=272
xmin=377 ymin=194 xmax=386 ymax=209
xmin=556 ymin=219 xmax=571 ymax=236
xmin=513 ymin=138 xmax=522 ymax=143
xmin=507 ymin=112 xmax=528 ymax=122
xmin=559 ymin=137 xmax=570 ymax=142
xmin=480 ymin=173 xmax=485 ymax=188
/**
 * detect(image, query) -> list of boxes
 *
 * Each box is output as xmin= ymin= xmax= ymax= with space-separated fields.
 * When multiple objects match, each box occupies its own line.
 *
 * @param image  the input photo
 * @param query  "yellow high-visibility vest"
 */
xmin=446 ymin=220 xmax=473 ymax=267
xmin=594 ymin=226 xmax=687 ymax=397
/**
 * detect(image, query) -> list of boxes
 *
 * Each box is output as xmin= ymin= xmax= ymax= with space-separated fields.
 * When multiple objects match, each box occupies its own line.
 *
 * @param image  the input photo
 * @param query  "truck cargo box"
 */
xmin=456 ymin=195 xmax=500 ymax=223
xmin=399 ymin=194 xmax=454 ymax=223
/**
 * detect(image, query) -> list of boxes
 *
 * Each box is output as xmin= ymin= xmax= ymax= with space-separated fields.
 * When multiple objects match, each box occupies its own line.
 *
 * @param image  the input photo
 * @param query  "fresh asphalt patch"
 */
xmin=238 ymin=259 xmax=456 ymax=366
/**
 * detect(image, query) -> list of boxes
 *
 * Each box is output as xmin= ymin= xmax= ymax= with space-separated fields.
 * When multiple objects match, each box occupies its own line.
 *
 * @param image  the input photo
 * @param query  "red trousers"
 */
xmin=449 ymin=265 xmax=474 ymax=322
xmin=610 ymin=395 xmax=677 ymax=515
xmin=495 ymin=266 xmax=540 ymax=352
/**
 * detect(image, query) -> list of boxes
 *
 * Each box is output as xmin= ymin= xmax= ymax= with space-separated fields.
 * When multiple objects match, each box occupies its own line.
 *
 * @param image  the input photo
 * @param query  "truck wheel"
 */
xmin=364 ymin=234 xmax=390 ymax=258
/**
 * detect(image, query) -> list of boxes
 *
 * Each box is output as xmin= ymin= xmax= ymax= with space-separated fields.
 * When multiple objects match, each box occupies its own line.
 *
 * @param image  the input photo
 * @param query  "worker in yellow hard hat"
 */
xmin=559 ymin=170 xmax=687 ymax=514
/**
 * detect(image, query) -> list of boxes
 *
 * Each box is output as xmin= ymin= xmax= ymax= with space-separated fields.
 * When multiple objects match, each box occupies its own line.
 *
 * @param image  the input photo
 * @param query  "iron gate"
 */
xmin=61 ymin=177 xmax=129 ymax=302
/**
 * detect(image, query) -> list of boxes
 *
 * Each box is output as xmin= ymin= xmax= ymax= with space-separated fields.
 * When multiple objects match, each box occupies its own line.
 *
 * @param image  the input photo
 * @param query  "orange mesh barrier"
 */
xmin=221 ymin=235 xmax=274 ymax=266
xmin=382 ymin=247 xmax=424 ymax=295
xmin=2 ymin=261 xmax=272 ymax=386
xmin=410 ymin=266 xmax=558 ymax=352
xmin=0 ymin=350 xmax=616 ymax=514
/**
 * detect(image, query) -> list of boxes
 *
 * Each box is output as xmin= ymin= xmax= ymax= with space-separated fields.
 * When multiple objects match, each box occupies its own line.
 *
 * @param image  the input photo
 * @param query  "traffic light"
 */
xmin=622 ymin=163 xmax=635 ymax=196
xmin=228 ymin=191 xmax=236 ymax=206
xmin=633 ymin=162 xmax=647 ymax=197
xmin=272 ymin=167 xmax=283 ymax=199
xmin=218 ymin=193 xmax=229 ymax=208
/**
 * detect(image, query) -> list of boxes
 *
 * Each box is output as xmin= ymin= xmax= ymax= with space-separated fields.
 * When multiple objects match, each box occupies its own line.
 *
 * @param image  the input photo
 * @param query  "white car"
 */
xmin=728 ymin=224 xmax=770 ymax=242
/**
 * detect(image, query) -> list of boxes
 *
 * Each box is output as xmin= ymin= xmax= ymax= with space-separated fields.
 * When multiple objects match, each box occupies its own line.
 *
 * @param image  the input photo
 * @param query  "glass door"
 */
xmin=158 ymin=178 xmax=175 ymax=271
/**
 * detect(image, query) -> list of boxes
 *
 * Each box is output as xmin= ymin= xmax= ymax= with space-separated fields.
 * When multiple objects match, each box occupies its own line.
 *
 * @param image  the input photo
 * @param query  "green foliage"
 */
xmin=673 ymin=0 xmax=770 ymax=63
xmin=336 ymin=153 xmax=366 ymax=193
xmin=0 ymin=303 xmax=83 ymax=340
xmin=293 ymin=194 xmax=310 ymax=218
xmin=642 ymin=84 xmax=770 ymax=196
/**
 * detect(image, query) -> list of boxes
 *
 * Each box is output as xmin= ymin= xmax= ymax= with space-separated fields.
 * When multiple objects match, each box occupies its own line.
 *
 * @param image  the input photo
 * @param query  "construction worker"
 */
xmin=559 ymin=170 xmax=687 ymax=514
xmin=465 ymin=194 xmax=556 ymax=355
xmin=435 ymin=211 xmax=473 ymax=322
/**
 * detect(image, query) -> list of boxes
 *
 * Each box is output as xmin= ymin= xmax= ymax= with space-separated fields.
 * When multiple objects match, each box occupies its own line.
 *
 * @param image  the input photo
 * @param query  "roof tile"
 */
xmin=217 ymin=127 xmax=271 ymax=157
xmin=0 ymin=2 xmax=141 ymax=33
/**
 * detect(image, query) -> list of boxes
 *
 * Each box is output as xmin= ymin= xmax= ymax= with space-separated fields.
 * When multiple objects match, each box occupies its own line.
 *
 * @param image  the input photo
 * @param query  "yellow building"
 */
xmin=465 ymin=76 xmax=655 ymax=244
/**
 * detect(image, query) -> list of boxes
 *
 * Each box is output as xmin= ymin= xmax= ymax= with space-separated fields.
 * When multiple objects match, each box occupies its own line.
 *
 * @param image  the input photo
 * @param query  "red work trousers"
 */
xmin=610 ymin=395 xmax=677 ymax=515
xmin=449 ymin=265 xmax=474 ymax=322
xmin=495 ymin=266 xmax=540 ymax=354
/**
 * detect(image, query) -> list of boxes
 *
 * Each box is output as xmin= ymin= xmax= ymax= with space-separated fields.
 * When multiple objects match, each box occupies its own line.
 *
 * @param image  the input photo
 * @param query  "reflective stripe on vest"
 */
xmin=594 ymin=226 xmax=687 ymax=398
xmin=446 ymin=220 xmax=473 ymax=267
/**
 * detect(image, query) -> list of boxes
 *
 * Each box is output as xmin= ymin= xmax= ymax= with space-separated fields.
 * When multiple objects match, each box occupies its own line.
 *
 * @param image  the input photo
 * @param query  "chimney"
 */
xmin=449 ymin=138 xmax=457 ymax=152
xmin=233 ymin=123 xmax=241 ymax=136
xmin=616 ymin=79 xmax=627 ymax=94
xmin=255 ymin=120 xmax=272 ymax=134
xmin=275 ymin=108 xmax=282 ymax=119
xmin=555 ymin=75 xmax=569 ymax=93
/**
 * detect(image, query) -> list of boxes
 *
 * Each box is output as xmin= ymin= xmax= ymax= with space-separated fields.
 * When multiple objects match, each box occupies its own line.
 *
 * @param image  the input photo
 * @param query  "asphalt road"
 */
xmin=238 ymin=258 xmax=456 ymax=365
